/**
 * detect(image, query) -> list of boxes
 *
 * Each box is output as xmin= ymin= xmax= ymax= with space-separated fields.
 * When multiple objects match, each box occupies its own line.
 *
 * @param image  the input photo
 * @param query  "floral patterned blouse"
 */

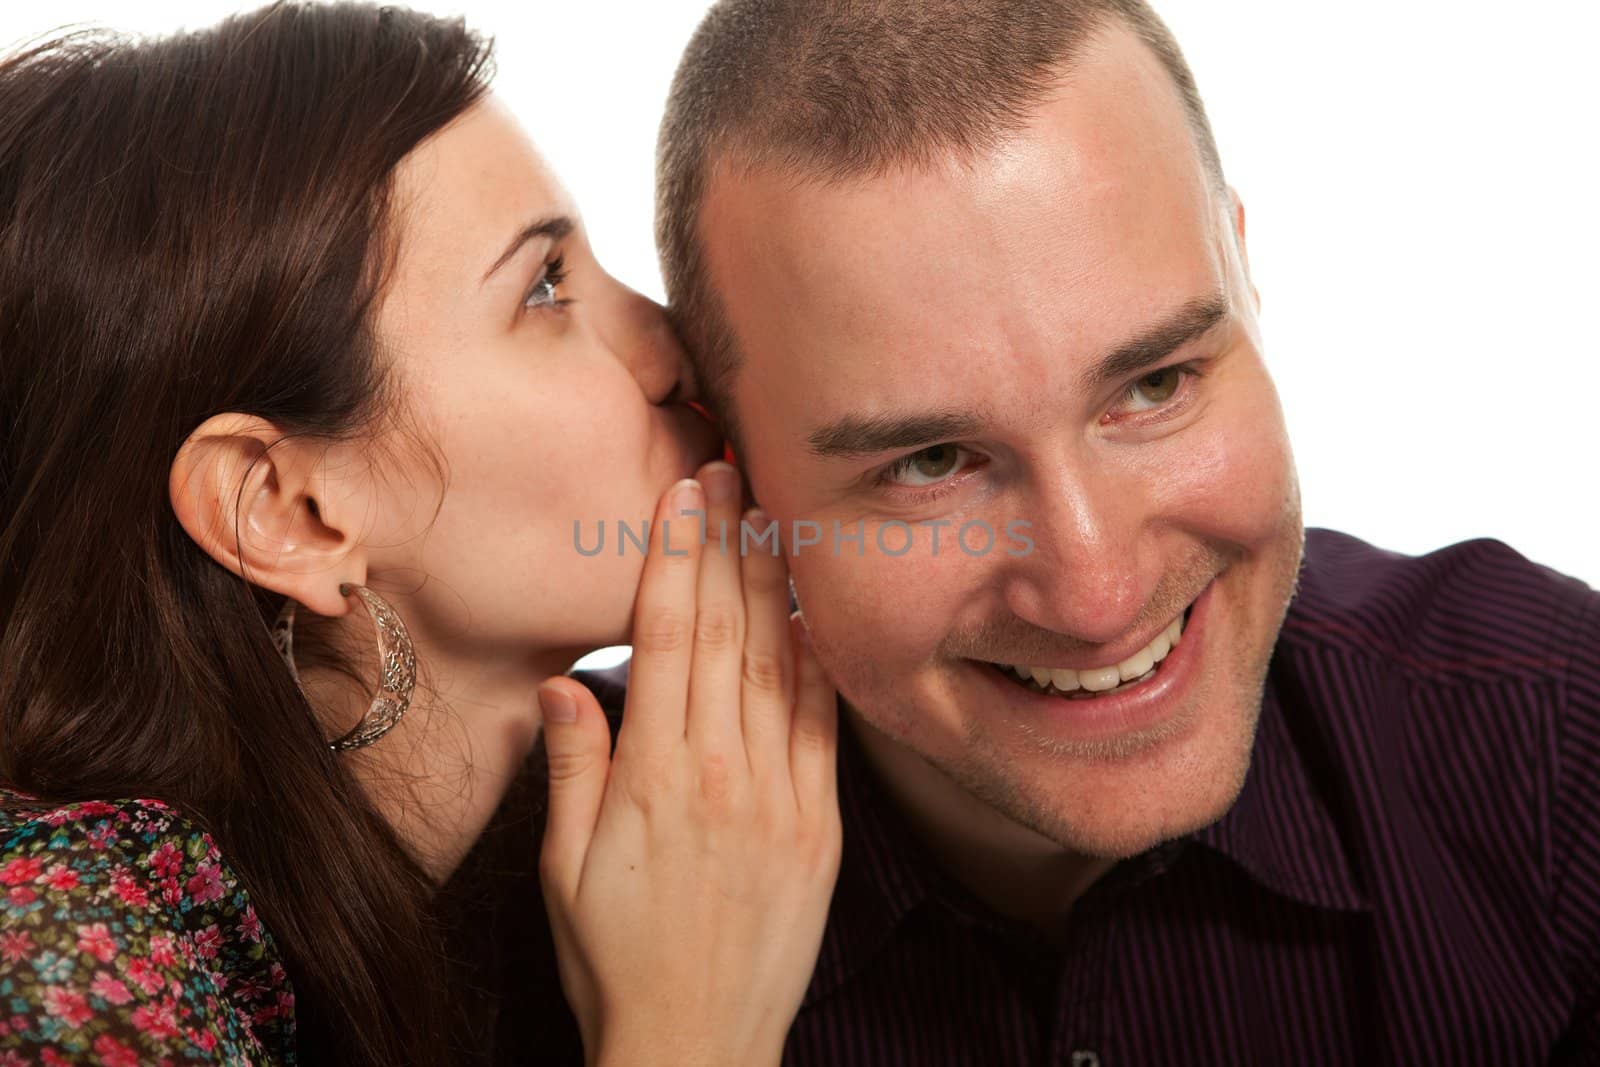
xmin=0 ymin=789 xmax=296 ymax=1065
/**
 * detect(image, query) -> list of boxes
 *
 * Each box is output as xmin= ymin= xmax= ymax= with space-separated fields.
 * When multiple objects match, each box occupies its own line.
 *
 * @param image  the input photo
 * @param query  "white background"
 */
xmin=6 ymin=1 xmax=1596 ymax=611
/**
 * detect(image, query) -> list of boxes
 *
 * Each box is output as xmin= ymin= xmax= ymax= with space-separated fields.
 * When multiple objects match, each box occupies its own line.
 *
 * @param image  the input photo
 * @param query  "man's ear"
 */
xmin=1227 ymin=184 xmax=1261 ymax=313
xmin=169 ymin=413 xmax=367 ymax=618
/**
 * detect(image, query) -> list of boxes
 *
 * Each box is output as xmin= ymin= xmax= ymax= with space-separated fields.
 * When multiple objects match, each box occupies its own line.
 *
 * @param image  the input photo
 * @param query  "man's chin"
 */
xmin=976 ymin=759 xmax=1249 ymax=861
xmin=944 ymin=694 xmax=1259 ymax=862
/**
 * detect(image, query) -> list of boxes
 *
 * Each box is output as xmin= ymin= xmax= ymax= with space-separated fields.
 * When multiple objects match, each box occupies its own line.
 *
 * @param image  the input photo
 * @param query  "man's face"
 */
xmin=698 ymin=27 xmax=1304 ymax=859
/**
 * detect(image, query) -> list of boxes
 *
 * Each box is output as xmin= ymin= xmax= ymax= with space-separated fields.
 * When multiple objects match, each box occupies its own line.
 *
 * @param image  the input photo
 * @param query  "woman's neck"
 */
xmin=302 ymin=631 xmax=574 ymax=883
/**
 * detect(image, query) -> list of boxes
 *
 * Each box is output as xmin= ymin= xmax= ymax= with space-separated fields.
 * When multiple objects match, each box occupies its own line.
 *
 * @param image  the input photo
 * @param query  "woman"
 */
xmin=0 ymin=3 xmax=839 ymax=1064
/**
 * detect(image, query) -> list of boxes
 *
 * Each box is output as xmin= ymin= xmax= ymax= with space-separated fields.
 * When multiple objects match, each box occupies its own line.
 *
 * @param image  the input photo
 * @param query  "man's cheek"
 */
xmin=1156 ymin=417 xmax=1294 ymax=544
xmin=792 ymin=550 xmax=952 ymax=672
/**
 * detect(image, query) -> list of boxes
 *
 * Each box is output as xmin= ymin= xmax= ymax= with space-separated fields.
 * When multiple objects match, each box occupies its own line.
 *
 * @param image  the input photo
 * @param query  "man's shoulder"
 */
xmin=1283 ymin=527 xmax=1593 ymax=687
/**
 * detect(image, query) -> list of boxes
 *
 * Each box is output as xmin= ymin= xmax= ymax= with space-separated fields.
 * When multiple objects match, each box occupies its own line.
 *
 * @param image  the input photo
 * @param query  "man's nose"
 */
xmin=999 ymin=465 xmax=1153 ymax=647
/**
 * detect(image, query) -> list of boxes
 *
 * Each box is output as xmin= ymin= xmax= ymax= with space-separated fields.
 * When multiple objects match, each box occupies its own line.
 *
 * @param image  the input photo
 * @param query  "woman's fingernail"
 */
xmin=539 ymin=685 xmax=578 ymax=724
xmin=672 ymin=477 xmax=704 ymax=512
xmin=701 ymin=461 xmax=738 ymax=504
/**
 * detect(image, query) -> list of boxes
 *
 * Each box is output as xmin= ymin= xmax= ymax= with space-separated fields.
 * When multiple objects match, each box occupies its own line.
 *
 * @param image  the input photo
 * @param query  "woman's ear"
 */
xmin=169 ymin=413 xmax=368 ymax=617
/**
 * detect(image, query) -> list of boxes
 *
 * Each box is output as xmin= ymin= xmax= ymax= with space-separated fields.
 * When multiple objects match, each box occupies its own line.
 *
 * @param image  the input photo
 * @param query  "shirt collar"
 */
xmin=805 ymin=709 xmax=934 ymax=1006
xmin=1190 ymin=653 xmax=1370 ymax=913
xmin=804 ymin=654 xmax=1368 ymax=1005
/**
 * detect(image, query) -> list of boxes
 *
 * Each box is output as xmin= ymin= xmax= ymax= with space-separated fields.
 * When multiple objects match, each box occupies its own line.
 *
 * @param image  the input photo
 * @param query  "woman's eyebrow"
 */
xmin=481 ymin=215 xmax=575 ymax=282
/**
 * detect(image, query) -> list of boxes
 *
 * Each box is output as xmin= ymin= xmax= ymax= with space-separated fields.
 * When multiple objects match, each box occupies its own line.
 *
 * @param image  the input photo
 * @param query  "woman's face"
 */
xmin=363 ymin=95 xmax=720 ymax=663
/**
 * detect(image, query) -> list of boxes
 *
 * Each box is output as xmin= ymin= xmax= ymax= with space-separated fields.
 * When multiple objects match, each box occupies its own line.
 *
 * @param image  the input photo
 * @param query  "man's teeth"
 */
xmin=1002 ymin=612 xmax=1185 ymax=697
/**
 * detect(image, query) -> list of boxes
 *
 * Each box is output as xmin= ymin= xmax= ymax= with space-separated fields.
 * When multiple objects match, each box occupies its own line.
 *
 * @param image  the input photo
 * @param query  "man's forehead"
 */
xmin=702 ymin=161 xmax=1226 ymax=427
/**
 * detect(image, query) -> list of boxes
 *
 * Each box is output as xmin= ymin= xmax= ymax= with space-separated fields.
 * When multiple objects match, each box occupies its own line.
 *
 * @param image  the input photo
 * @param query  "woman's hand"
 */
xmin=536 ymin=462 xmax=841 ymax=1067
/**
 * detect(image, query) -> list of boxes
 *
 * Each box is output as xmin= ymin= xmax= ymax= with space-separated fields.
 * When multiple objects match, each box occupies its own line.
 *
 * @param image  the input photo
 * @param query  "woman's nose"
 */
xmin=601 ymin=282 xmax=697 ymax=406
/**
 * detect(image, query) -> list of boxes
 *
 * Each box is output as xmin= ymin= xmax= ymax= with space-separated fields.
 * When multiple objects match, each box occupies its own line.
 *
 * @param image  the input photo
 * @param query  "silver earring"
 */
xmin=271 ymin=584 xmax=416 ymax=752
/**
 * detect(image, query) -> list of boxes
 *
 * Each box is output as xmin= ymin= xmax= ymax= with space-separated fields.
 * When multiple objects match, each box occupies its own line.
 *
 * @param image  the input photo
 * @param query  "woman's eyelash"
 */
xmin=522 ymin=254 xmax=571 ymax=312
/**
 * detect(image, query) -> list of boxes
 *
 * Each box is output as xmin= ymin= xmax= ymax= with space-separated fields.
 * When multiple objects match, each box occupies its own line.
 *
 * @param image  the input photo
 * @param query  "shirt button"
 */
xmin=1070 ymin=1052 xmax=1101 ymax=1067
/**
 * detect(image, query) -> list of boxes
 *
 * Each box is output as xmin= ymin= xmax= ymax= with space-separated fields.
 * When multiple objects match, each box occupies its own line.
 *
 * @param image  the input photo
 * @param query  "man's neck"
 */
xmin=845 ymin=703 xmax=1116 ymax=946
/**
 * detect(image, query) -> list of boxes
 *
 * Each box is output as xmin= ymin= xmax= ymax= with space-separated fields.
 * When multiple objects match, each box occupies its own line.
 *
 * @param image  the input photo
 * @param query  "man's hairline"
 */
xmin=671 ymin=20 xmax=1234 ymax=454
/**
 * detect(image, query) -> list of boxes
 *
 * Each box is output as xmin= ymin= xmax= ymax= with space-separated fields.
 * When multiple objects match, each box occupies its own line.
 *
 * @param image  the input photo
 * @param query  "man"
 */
xmin=631 ymin=0 xmax=1597 ymax=1062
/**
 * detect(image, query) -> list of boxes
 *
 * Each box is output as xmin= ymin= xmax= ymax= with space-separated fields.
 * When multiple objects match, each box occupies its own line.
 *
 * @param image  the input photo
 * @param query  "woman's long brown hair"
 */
xmin=0 ymin=4 xmax=495 ymax=1062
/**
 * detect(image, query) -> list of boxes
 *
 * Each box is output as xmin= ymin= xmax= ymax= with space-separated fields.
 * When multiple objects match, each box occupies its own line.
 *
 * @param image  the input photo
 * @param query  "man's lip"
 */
xmin=970 ymin=579 xmax=1217 ymax=747
xmin=968 ymin=581 xmax=1212 ymax=674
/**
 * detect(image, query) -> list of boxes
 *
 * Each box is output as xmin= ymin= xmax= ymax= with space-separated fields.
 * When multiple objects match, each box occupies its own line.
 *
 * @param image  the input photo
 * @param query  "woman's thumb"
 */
xmin=538 ymin=677 xmax=612 ymax=893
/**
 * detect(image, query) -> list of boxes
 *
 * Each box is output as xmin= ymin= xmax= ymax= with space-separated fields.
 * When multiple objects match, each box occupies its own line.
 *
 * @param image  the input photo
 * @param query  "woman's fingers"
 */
xmin=538 ymin=677 xmax=614 ymax=897
xmin=619 ymin=477 xmax=706 ymax=755
xmin=685 ymin=462 xmax=748 ymax=752
xmin=787 ymin=612 xmax=839 ymax=813
xmin=739 ymin=508 xmax=796 ymax=776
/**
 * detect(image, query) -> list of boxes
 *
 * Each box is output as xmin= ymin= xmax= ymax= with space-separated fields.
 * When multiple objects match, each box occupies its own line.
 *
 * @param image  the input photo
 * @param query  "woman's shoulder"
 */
xmin=0 ymin=788 xmax=296 ymax=1064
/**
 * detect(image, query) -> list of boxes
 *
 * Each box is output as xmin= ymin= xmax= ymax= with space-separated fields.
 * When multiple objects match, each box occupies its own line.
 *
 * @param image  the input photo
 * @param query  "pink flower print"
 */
xmin=124 ymin=956 xmax=165 ymax=996
xmin=129 ymin=994 xmax=181 ymax=1041
xmin=90 ymin=971 xmax=134 ymax=1005
xmin=76 ymin=801 xmax=118 ymax=817
xmin=186 ymin=860 xmax=225 ymax=905
xmin=192 ymin=924 xmax=222 ymax=961
xmin=0 ymin=929 xmax=34 ymax=962
xmin=149 ymin=841 xmax=183 ymax=880
xmin=108 ymin=867 xmax=149 ymax=908
xmin=42 ymin=864 xmax=80 ymax=892
xmin=86 ymin=823 xmax=117 ymax=850
xmin=0 ymin=856 xmax=43 ymax=886
xmin=232 ymin=975 xmax=265 ymax=1001
xmin=76 ymin=922 xmax=118 ymax=963
xmin=91 ymin=1034 xmax=141 ymax=1067
xmin=39 ymin=1051 xmax=73 ymax=1067
xmin=238 ymin=904 xmax=262 ymax=944
xmin=193 ymin=1029 xmax=218 ymax=1053
xmin=43 ymin=985 xmax=95 ymax=1029
xmin=148 ymin=931 xmax=177 ymax=967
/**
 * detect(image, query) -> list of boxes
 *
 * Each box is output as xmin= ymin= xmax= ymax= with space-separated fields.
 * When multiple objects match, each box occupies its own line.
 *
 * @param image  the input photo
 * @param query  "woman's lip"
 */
xmin=972 ymin=577 xmax=1219 ymax=747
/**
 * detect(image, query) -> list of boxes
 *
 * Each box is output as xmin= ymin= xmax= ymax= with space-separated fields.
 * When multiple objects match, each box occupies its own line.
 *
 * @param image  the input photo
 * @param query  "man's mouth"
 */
xmin=985 ymin=604 xmax=1193 ymax=701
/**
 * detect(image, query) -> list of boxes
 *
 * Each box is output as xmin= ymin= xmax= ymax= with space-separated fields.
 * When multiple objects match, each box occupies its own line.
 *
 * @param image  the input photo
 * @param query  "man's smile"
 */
xmin=989 ymin=604 xmax=1188 ymax=699
xmin=965 ymin=579 xmax=1219 ymax=749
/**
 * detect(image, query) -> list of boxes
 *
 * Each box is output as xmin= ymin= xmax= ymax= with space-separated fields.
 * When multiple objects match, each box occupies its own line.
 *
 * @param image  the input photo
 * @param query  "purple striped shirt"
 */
xmin=470 ymin=527 xmax=1600 ymax=1065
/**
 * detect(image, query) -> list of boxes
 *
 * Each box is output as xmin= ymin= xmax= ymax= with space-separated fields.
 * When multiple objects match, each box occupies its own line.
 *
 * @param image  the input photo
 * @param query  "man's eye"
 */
xmin=880 ymin=444 xmax=967 ymax=487
xmin=522 ymin=255 xmax=569 ymax=313
xmin=1121 ymin=366 xmax=1185 ymax=411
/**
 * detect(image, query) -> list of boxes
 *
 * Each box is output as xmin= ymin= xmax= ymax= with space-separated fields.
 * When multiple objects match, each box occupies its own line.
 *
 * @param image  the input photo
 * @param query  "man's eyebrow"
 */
xmin=1080 ymin=290 xmax=1230 ymax=392
xmin=481 ymin=215 xmax=575 ymax=282
xmin=806 ymin=411 xmax=983 ymax=459
xmin=801 ymin=292 xmax=1229 ymax=461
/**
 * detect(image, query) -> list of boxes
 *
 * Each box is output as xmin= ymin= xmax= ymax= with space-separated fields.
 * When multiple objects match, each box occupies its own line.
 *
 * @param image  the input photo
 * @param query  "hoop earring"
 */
xmin=271 ymin=584 xmax=416 ymax=752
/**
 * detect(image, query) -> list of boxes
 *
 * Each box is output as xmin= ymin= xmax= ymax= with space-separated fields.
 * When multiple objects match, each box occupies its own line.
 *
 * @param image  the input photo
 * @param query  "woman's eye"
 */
xmin=1121 ymin=366 xmax=1184 ymax=411
xmin=881 ymin=444 xmax=967 ymax=488
xmin=522 ymin=255 xmax=569 ymax=313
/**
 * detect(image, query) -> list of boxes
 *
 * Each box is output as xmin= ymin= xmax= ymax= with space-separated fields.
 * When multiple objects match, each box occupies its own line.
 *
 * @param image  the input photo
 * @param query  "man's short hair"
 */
xmin=656 ymin=0 xmax=1226 ymax=449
